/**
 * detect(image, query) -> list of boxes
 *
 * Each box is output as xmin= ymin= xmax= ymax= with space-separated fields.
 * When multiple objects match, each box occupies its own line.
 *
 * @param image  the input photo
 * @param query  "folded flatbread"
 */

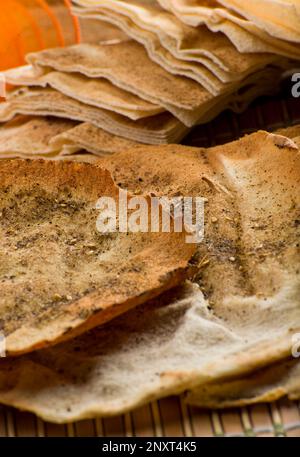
xmin=72 ymin=2 xmax=286 ymax=96
xmin=27 ymin=42 xmax=216 ymax=112
xmin=72 ymin=5 xmax=230 ymax=91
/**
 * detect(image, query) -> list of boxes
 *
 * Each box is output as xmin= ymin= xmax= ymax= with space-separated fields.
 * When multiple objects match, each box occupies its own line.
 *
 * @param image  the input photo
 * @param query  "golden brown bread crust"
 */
xmin=0 ymin=159 xmax=196 ymax=356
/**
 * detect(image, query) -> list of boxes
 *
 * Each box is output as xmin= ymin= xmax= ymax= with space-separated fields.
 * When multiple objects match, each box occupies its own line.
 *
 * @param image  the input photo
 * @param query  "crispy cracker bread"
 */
xmin=0 ymin=116 xmax=78 ymax=159
xmin=72 ymin=0 xmax=277 ymax=74
xmin=0 ymin=87 xmax=188 ymax=144
xmin=158 ymin=0 xmax=300 ymax=58
xmin=4 ymin=67 xmax=164 ymax=121
xmin=27 ymin=42 xmax=215 ymax=111
xmin=5 ymin=58 xmax=283 ymax=128
xmin=50 ymin=122 xmax=141 ymax=156
xmin=72 ymin=5 xmax=229 ymax=91
xmin=0 ymin=159 xmax=196 ymax=356
xmin=218 ymin=0 xmax=300 ymax=43
xmin=0 ymin=116 xmax=140 ymax=159
xmin=0 ymin=131 xmax=298 ymax=422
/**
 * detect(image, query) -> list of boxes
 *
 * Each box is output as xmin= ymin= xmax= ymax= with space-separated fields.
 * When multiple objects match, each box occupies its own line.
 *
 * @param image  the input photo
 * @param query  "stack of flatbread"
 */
xmin=0 ymin=0 xmax=299 ymax=150
xmin=0 ymin=126 xmax=299 ymax=423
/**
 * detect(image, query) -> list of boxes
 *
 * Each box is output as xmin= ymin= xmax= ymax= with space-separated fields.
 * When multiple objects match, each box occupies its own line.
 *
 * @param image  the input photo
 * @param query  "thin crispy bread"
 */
xmin=0 ymin=159 xmax=196 ymax=356
xmin=0 ymin=116 xmax=140 ymax=159
xmin=72 ymin=0 xmax=277 ymax=75
xmin=218 ymin=0 xmax=300 ymax=43
xmin=158 ymin=0 xmax=300 ymax=58
xmin=4 ymin=67 xmax=164 ymax=121
xmin=0 ymin=116 xmax=78 ymax=159
xmin=72 ymin=3 xmax=284 ymax=93
xmin=50 ymin=122 xmax=141 ymax=156
xmin=25 ymin=43 xmax=284 ymax=127
xmin=27 ymin=42 xmax=214 ymax=111
xmin=0 ymin=131 xmax=299 ymax=422
xmin=186 ymin=358 xmax=300 ymax=408
xmin=38 ymin=71 xmax=164 ymax=120
xmin=103 ymin=132 xmax=300 ymax=311
xmin=0 ymin=87 xmax=188 ymax=144
xmin=72 ymin=5 xmax=228 ymax=91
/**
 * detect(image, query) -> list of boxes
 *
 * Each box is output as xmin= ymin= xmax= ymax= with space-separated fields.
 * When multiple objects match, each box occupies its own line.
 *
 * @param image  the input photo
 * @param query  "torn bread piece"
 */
xmin=0 ymin=159 xmax=196 ymax=356
xmin=0 ymin=130 xmax=298 ymax=422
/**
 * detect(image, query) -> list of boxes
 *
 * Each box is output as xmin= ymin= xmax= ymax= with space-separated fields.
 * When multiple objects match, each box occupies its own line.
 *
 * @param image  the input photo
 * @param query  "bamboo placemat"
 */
xmin=1 ymin=81 xmax=300 ymax=438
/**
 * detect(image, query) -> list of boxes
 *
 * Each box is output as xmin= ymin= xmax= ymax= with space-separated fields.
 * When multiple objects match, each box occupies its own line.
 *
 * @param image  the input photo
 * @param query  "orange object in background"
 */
xmin=0 ymin=0 xmax=81 ymax=71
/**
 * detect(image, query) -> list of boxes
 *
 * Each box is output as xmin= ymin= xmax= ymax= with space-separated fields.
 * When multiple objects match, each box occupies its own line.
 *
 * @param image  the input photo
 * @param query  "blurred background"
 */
xmin=0 ymin=0 xmax=126 ymax=71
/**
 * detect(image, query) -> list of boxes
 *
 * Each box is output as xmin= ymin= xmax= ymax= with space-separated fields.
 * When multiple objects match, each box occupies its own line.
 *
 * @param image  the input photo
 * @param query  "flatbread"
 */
xmin=50 ymin=122 xmax=141 ymax=156
xmin=0 ymin=87 xmax=188 ymax=144
xmin=26 ymin=43 xmax=285 ymax=127
xmin=186 ymin=358 xmax=300 ymax=408
xmin=79 ymin=16 xmax=129 ymax=43
xmin=218 ymin=0 xmax=300 ymax=43
xmin=157 ymin=0 xmax=300 ymax=58
xmin=0 ymin=116 xmax=78 ymax=158
xmin=0 ymin=131 xmax=298 ymax=422
xmin=27 ymin=42 xmax=215 ymax=111
xmin=4 ymin=67 xmax=164 ymax=121
xmin=0 ymin=159 xmax=196 ymax=356
xmin=72 ymin=0 xmax=277 ymax=76
xmin=72 ymin=5 xmax=229 ymax=91
xmin=72 ymin=2 xmax=284 ymax=94
xmin=0 ymin=115 xmax=141 ymax=160
xmin=5 ymin=63 xmax=220 ymax=124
